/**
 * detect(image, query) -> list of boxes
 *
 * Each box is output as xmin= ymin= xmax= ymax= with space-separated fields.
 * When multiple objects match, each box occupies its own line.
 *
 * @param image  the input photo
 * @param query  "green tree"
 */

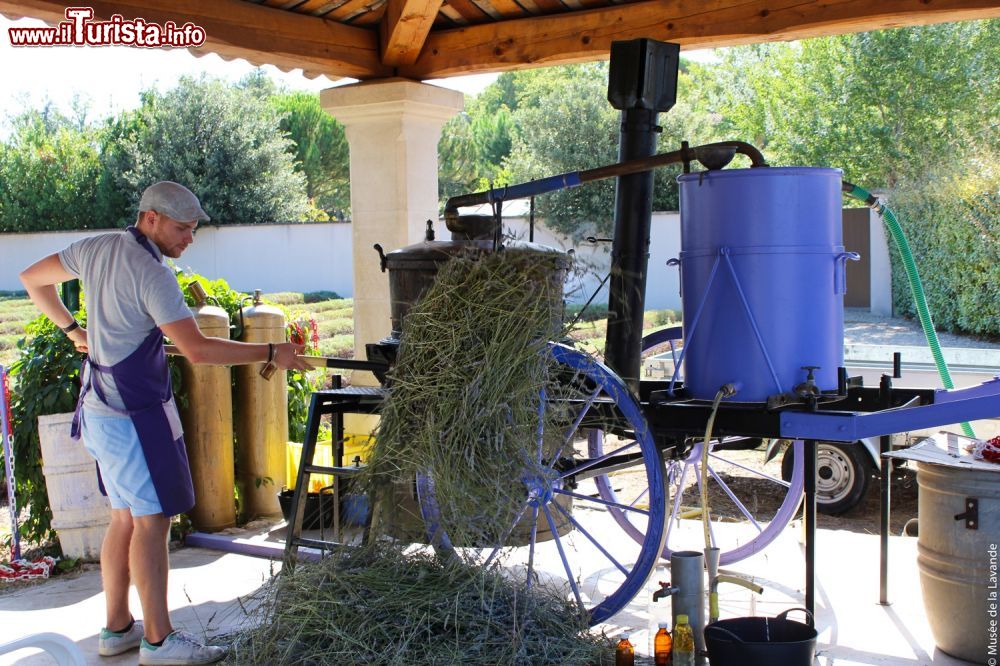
xmin=438 ymin=100 xmax=518 ymax=204
xmin=271 ymin=91 xmax=350 ymax=219
xmin=501 ymin=62 xmax=713 ymax=238
xmin=708 ymin=21 xmax=998 ymax=189
xmin=439 ymin=112 xmax=484 ymax=202
xmin=93 ymin=104 xmax=149 ymax=228
xmin=703 ymin=20 xmax=1000 ymax=335
xmin=106 ymin=76 xmax=309 ymax=225
xmin=0 ymin=108 xmax=103 ymax=232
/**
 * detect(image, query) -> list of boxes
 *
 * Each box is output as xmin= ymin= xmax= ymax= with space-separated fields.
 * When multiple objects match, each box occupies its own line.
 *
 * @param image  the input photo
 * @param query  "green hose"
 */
xmin=843 ymin=182 xmax=975 ymax=438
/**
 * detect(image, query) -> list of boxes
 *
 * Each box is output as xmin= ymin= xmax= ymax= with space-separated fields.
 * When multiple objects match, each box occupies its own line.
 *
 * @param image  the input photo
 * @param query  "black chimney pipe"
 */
xmin=604 ymin=39 xmax=680 ymax=392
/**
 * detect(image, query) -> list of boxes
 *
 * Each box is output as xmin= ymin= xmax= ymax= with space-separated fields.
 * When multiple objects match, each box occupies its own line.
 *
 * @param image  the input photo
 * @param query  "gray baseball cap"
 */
xmin=138 ymin=181 xmax=210 ymax=222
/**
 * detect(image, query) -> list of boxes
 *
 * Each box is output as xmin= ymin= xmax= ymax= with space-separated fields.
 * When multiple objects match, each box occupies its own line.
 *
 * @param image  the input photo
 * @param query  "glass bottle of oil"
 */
xmin=672 ymin=615 xmax=695 ymax=666
xmin=654 ymin=623 xmax=672 ymax=665
xmin=615 ymin=633 xmax=634 ymax=666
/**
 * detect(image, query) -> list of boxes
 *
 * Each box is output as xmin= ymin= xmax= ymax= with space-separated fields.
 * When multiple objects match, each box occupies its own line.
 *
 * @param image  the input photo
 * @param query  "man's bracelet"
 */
xmin=61 ymin=319 xmax=80 ymax=334
xmin=267 ymin=343 xmax=275 ymax=364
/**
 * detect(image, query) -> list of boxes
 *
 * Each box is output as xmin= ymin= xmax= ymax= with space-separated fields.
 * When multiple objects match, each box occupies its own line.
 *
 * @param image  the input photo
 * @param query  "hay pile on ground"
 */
xmin=226 ymin=544 xmax=614 ymax=665
xmin=366 ymin=249 xmax=574 ymax=547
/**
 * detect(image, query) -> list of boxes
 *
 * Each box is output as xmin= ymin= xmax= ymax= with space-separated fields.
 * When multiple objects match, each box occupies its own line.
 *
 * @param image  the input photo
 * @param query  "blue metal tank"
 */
xmin=676 ymin=167 xmax=853 ymax=402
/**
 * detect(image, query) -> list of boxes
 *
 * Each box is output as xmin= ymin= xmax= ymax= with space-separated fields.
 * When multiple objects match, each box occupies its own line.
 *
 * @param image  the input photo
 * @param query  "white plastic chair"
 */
xmin=0 ymin=632 xmax=87 ymax=665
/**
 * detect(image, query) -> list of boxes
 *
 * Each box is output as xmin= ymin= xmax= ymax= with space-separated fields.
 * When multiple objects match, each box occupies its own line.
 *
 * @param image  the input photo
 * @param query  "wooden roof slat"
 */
xmin=401 ymin=0 xmax=1000 ymax=79
xmin=469 ymin=0 xmax=503 ymax=21
xmin=437 ymin=4 xmax=467 ymax=23
xmin=380 ymin=0 xmax=443 ymax=64
xmin=442 ymin=0 xmax=491 ymax=22
xmin=482 ymin=0 xmax=528 ymax=18
xmin=530 ymin=0 xmax=567 ymax=14
xmin=293 ymin=0 xmax=349 ymax=15
xmin=351 ymin=3 xmax=388 ymax=23
xmin=324 ymin=0 xmax=378 ymax=20
xmin=343 ymin=0 xmax=385 ymax=22
xmin=513 ymin=0 xmax=541 ymax=13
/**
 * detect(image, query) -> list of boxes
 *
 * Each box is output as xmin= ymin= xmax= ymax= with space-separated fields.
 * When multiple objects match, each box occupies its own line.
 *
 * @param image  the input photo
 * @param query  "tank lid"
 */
xmin=677 ymin=166 xmax=843 ymax=182
xmin=446 ymin=214 xmax=496 ymax=241
xmin=190 ymin=304 xmax=228 ymax=317
xmin=385 ymin=239 xmax=570 ymax=266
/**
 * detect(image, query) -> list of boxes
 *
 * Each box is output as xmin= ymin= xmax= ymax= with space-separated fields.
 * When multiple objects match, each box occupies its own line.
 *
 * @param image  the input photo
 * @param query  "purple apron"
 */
xmin=70 ymin=227 xmax=195 ymax=517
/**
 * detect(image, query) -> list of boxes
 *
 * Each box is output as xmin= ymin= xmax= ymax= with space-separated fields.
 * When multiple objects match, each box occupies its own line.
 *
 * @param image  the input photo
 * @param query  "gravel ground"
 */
xmin=843 ymin=307 xmax=1000 ymax=350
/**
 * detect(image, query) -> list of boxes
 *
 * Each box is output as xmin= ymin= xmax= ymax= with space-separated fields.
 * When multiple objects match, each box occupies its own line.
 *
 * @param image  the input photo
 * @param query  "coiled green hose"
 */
xmin=843 ymin=182 xmax=975 ymax=438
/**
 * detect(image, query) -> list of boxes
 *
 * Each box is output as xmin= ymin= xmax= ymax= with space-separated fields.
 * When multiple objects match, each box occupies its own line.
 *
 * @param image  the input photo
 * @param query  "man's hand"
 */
xmin=68 ymin=326 xmax=89 ymax=354
xmin=163 ymin=317 xmax=313 ymax=371
xmin=273 ymin=342 xmax=311 ymax=372
xmin=19 ymin=254 xmax=82 ymax=343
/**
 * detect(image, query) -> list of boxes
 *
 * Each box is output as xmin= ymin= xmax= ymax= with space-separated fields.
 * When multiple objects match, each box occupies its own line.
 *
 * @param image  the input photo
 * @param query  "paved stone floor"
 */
xmin=0 ymin=515 xmax=988 ymax=665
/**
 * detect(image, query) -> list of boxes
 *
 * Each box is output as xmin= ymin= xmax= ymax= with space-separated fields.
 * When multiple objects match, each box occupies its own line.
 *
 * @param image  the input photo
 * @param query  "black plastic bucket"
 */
xmin=704 ymin=608 xmax=816 ymax=666
xmin=277 ymin=489 xmax=335 ymax=530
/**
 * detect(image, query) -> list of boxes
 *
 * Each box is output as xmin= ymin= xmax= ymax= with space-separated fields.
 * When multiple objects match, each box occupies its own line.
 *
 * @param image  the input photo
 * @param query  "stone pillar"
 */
xmin=321 ymin=78 xmax=463 ymax=436
xmin=322 ymin=78 xmax=463 ymax=370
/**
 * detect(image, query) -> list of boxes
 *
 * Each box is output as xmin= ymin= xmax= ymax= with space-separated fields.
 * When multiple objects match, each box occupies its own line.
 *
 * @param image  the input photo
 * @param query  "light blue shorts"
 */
xmin=80 ymin=411 xmax=163 ymax=516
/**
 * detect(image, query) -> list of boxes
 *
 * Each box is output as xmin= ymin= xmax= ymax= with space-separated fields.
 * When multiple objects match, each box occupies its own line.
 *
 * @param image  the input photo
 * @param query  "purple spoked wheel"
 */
xmin=417 ymin=342 xmax=667 ymax=625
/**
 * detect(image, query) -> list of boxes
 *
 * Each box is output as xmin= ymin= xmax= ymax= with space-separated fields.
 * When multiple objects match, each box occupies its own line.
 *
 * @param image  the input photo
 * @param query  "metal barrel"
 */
xmin=916 ymin=461 xmax=999 ymax=664
xmin=677 ymin=167 xmax=847 ymax=402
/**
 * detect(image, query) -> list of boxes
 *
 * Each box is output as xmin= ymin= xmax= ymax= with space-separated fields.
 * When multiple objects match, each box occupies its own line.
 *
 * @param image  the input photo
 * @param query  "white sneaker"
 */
xmin=98 ymin=619 xmax=144 ymax=656
xmin=138 ymin=630 xmax=226 ymax=665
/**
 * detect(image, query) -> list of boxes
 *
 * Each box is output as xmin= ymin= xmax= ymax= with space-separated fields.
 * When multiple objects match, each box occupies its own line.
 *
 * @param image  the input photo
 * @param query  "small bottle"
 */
xmin=672 ymin=614 xmax=695 ymax=666
xmin=615 ymin=633 xmax=634 ymax=666
xmin=654 ymin=623 xmax=672 ymax=666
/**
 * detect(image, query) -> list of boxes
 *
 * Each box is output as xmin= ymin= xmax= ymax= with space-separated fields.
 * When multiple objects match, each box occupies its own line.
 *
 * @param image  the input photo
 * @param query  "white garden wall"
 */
xmin=0 ymin=223 xmax=354 ymax=297
xmin=0 ymin=211 xmax=881 ymax=314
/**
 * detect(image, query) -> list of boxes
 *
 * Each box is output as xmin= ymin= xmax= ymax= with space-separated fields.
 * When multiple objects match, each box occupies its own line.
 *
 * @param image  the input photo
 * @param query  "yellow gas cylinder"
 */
xmin=235 ymin=289 xmax=288 ymax=519
xmin=178 ymin=281 xmax=236 ymax=531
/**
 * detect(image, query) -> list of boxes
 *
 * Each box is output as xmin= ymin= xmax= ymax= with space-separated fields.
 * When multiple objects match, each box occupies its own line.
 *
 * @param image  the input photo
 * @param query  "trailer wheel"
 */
xmin=781 ymin=441 xmax=875 ymax=515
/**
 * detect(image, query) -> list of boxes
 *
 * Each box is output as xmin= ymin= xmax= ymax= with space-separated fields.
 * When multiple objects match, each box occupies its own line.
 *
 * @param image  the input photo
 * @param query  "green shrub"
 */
xmin=304 ymin=290 xmax=340 ymax=303
xmin=7 ymin=309 xmax=86 ymax=548
xmin=650 ymin=309 xmax=681 ymax=328
xmin=889 ymin=158 xmax=1000 ymax=339
xmin=564 ymin=302 xmax=609 ymax=323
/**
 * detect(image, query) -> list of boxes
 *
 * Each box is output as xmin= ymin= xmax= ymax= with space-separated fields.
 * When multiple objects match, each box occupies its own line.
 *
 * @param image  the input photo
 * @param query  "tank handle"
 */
xmin=667 ymin=257 xmax=682 ymax=298
xmin=373 ymin=244 xmax=388 ymax=273
xmin=834 ymin=252 xmax=860 ymax=294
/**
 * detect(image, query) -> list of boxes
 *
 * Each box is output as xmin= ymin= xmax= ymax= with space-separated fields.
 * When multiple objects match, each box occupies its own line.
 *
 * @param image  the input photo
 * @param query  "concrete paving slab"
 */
xmin=0 ymin=548 xmax=278 ymax=665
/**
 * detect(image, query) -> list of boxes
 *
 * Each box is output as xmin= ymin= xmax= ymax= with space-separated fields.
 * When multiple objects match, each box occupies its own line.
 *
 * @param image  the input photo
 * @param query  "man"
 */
xmin=20 ymin=181 xmax=311 ymax=665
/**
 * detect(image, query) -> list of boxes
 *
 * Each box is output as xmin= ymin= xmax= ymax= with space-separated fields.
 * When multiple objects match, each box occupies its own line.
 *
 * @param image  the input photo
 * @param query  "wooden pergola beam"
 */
xmin=399 ymin=0 xmax=1000 ymax=78
xmin=380 ymin=0 xmax=444 ymax=65
xmin=0 ymin=0 xmax=392 ymax=80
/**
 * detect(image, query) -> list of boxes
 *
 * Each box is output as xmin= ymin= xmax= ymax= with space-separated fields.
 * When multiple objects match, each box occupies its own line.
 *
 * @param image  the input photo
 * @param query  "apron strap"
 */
xmin=126 ymin=226 xmax=161 ymax=262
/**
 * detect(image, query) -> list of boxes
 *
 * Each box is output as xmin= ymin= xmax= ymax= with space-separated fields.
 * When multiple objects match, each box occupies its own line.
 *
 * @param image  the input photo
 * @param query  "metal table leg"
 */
xmin=879 ymin=433 xmax=892 ymax=605
xmin=804 ymin=438 xmax=817 ymax=616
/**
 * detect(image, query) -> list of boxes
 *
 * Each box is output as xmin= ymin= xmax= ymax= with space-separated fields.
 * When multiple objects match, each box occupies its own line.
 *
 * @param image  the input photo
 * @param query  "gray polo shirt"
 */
xmin=58 ymin=230 xmax=193 ymax=416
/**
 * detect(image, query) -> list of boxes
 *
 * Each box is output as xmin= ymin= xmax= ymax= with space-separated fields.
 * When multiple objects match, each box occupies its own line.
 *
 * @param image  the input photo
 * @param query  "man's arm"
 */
xmin=161 ymin=317 xmax=310 ymax=370
xmin=20 ymin=254 xmax=88 ymax=353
